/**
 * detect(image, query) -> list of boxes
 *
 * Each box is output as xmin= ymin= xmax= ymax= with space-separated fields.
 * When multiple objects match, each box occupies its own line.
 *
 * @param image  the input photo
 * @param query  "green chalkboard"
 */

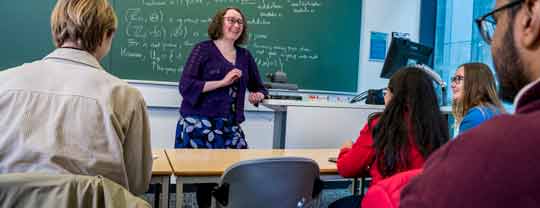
xmin=0 ymin=0 xmax=113 ymax=71
xmin=0 ymin=1 xmax=56 ymax=69
xmin=1 ymin=0 xmax=361 ymax=92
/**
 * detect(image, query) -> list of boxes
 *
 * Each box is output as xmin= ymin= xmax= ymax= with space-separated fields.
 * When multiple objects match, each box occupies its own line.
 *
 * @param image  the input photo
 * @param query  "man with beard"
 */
xmin=399 ymin=0 xmax=540 ymax=207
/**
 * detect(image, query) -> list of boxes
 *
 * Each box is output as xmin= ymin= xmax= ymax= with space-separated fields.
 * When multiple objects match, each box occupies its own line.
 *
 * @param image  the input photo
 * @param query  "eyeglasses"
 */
xmin=451 ymin=75 xmax=464 ymax=84
xmin=224 ymin=17 xmax=244 ymax=26
xmin=475 ymin=0 xmax=523 ymax=45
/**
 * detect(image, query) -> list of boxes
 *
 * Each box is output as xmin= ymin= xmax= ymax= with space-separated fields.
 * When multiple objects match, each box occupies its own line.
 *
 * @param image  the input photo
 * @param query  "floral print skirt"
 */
xmin=174 ymin=115 xmax=248 ymax=149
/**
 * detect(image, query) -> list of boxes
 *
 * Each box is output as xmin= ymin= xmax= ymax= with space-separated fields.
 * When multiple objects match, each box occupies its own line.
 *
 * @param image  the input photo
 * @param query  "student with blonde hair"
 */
xmin=0 ymin=0 xmax=152 ymax=195
xmin=451 ymin=62 xmax=504 ymax=135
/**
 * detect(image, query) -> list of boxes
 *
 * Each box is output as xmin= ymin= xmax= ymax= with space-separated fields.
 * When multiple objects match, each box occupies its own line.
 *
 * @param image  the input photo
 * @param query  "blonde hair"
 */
xmin=452 ymin=63 xmax=505 ymax=124
xmin=51 ymin=0 xmax=117 ymax=52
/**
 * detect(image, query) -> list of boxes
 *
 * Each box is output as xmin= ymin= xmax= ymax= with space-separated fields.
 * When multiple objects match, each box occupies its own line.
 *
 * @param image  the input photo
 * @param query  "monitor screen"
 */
xmin=380 ymin=37 xmax=433 ymax=78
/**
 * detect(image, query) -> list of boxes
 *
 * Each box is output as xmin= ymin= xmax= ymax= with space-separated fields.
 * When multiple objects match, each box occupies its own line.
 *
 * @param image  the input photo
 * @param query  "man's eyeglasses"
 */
xmin=451 ymin=75 xmax=464 ymax=84
xmin=224 ymin=17 xmax=244 ymax=26
xmin=475 ymin=0 xmax=523 ymax=45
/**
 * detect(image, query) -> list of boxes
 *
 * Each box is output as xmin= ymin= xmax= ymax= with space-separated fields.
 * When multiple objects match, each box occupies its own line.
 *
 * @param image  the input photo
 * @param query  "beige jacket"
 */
xmin=0 ymin=173 xmax=151 ymax=208
xmin=0 ymin=48 xmax=152 ymax=195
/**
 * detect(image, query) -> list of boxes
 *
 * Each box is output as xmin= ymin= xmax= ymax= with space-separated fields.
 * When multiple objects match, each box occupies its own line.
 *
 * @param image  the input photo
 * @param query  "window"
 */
xmin=434 ymin=0 xmax=513 ymax=112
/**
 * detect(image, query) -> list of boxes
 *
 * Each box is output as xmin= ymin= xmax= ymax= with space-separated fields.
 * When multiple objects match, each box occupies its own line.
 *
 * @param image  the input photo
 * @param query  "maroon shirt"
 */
xmin=400 ymin=80 xmax=540 ymax=208
xmin=178 ymin=40 xmax=267 ymax=123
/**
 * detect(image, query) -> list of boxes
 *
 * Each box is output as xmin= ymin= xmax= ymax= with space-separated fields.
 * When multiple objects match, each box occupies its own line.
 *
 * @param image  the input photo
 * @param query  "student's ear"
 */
xmin=522 ymin=0 xmax=540 ymax=49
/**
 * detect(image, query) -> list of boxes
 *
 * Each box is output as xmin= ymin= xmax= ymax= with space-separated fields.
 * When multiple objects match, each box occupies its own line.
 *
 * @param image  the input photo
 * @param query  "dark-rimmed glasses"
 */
xmin=475 ymin=0 xmax=523 ymax=45
xmin=451 ymin=75 xmax=464 ymax=84
xmin=224 ymin=17 xmax=244 ymax=26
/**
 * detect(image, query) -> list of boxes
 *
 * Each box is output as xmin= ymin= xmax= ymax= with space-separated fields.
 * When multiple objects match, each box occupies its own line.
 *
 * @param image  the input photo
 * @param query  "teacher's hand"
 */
xmin=248 ymin=92 xmax=265 ymax=105
xmin=220 ymin=69 xmax=242 ymax=87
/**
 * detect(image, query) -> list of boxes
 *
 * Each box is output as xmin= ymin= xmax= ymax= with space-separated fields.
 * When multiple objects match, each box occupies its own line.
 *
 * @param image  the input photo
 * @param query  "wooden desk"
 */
xmin=151 ymin=149 xmax=173 ymax=208
xmin=166 ymin=148 xmax=341 ymax=208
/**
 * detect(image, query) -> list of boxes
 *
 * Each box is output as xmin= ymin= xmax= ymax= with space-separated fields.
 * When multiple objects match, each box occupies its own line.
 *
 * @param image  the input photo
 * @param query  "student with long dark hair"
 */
xmin=337 ymin=66 xmax=449 ymax=191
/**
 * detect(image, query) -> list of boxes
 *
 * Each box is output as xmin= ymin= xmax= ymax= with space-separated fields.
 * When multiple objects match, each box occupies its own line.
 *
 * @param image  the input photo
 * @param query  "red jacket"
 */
xmin=362 ymin=169 xmax=423 ymax=208
xmin=337 ymin=117 xmax=425 ymax=185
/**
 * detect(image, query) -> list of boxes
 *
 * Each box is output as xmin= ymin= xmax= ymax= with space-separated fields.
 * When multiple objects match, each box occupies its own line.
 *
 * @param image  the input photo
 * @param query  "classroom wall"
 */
xmin=357 ymin=0 xmax=422 ymax=92
xmin=138 ymin=0 xmax=422 ymax=149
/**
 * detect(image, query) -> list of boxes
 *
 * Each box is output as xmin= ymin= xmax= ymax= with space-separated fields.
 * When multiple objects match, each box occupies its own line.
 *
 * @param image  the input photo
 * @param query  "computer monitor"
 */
xmin=380 ymin=37 xmax=433 ymax=78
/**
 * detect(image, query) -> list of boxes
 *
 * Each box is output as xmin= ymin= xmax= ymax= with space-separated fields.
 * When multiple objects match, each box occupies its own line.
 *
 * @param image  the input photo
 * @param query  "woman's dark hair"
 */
xmin=207 ymin=7 xmax=248 ymax=45
xmin=370 ymin=66 xmax=449 ymax=177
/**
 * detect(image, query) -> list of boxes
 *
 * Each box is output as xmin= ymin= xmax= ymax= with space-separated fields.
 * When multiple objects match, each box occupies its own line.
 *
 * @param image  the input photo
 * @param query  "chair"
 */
xmin=211 ymin=157 xmax=322 ymax=208
xmin=0 ymin=173 xmax=151 ymax=208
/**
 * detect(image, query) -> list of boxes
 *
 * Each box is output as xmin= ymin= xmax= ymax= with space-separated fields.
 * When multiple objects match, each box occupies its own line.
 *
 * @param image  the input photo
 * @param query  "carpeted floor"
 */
xmin=144 ymin=181 xmax=355 ymax=208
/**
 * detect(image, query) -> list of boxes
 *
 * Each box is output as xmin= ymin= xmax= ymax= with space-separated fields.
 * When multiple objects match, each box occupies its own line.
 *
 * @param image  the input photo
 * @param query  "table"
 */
xmin=262 ymin=99 xmax=452 ymax=149
xmin=262 ymin=99 xmax=385 ymax=148
xmin=151 ymin=149 xmax=173 ymax=208
xmin=166 ymin=148 xmax=342 ymax=208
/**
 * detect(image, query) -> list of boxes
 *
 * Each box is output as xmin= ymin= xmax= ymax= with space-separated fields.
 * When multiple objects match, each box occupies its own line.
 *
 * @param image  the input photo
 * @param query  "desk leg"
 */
xmin=161 ymin=176 xmax=170 ymax=208
xmin=175 ymin=176 xmax=221 ymax=208
xmin=273 ymin=110 xmax=287 ymax=149
xmin=176 ymin=178 xmax=184 ymax=208
xmin=351 ymin=178 xmax=359 ymax=195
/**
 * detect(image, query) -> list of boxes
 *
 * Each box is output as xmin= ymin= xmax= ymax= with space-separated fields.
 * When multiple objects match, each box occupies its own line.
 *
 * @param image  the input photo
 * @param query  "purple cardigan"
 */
xmin=178 ymin=40 xmax=268 ymax=123
xmin=400 ymin=79 xmax=540 ymax=208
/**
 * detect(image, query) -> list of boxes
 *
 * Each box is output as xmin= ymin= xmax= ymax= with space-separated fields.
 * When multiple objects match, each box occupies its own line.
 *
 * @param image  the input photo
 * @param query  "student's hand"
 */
xmin=249 ymin=92 xmax=265 ymax=105
xmin=341 ymin=140 xmax=353 ymax=149
xmin=220 ymin=69 xmax=242 ymax=87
